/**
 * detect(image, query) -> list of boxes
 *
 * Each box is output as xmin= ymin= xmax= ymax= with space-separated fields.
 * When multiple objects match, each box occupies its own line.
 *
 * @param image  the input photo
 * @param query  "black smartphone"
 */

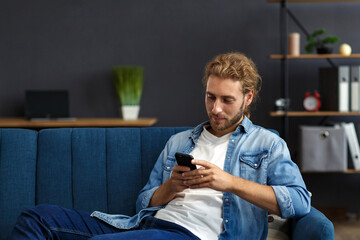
xmin=175 ymin=152 xmax=197 ymax=171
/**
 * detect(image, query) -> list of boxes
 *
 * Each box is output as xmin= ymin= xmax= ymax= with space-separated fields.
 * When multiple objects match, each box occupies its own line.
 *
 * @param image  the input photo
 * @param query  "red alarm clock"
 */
xmin=303 ymin=91 xmax=321 ymax=112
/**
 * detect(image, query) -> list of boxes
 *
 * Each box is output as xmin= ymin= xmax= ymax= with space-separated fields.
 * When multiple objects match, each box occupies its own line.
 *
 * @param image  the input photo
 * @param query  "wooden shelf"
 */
xmin=344 ymin=169 xmax=360 ymax=174
xmin=269 ymin=54 xmax=360 ymax=59
xmin=0 ymin=117 xmax=158 ymax=128
xmin=268 ymin=0 xmax=360 ymax=3
xmin=302 ymin=169 xmax=360 ymax=174
xmin=270 ymin=111 xmax=360 ymax=117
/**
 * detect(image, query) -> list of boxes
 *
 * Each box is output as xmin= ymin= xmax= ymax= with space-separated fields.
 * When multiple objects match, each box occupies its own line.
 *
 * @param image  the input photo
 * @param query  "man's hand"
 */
xmin=168 ymin=165 xmax=195 ymax=193
xmin=182 ymin=159 xmax=235 ymax=192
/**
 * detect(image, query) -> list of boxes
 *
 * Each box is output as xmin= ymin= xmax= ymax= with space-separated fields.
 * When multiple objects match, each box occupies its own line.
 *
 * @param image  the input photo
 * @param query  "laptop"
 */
xmin=25 ymin=90 xmax=74 ymax=121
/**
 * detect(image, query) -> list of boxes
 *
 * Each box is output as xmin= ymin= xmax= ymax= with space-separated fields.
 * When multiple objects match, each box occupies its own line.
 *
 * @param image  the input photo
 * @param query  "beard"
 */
xmin=208 ymin=100 xmax=245 ymax=133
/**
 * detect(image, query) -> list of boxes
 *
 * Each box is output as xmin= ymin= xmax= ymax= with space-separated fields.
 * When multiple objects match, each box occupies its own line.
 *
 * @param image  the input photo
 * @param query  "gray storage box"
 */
xmin=299 ymin=126 xmax=347 ymax=172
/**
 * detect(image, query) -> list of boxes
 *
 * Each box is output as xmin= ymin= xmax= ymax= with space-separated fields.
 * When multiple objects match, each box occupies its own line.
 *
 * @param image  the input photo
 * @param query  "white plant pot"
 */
xmin=121 ymin=105 xmax=140 ymax=120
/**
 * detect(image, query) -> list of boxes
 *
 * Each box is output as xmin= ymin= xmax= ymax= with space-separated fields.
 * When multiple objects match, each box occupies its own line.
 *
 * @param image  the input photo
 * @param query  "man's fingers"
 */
xmin=191 ymin=159 xmax=212 ymax=168
xmin=173 ymin=165 xmax=191 ymax=173
xmin=182 ymin=168 xmax=210 ymax=178
xmin=184 ymin=174 xmax=211 ymax=186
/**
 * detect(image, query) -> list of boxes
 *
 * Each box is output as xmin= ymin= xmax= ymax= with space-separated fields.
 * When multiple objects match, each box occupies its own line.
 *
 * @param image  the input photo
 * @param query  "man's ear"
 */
xmin=245 ymin=90 xmax=254 ymax=106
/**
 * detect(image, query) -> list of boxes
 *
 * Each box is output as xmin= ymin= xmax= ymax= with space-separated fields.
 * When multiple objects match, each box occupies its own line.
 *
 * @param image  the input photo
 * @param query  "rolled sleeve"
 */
xmin=268 ymin=139 xmax=311 ymax=218
xmin=272 ymin=185 xmax=295 ymax=218
xmin=288 ymin=187 xmax=311 ymax=217
xmin=136 ymin=186 xmax=159 ymax=211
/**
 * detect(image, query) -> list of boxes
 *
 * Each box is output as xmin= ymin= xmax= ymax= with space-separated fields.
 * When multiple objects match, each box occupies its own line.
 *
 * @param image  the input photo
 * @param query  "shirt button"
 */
xmin=254 ymin=164 xmax=258 ymax=167
xmin=231 ymin=139 xmax=235 ymax=142
xmin=225 ymin=198 xmax=229 ymax=202
xmin=166 ymin=167 xmax=171 ymax=170
xmin=225 ymin=219 xmax=229 ymax=223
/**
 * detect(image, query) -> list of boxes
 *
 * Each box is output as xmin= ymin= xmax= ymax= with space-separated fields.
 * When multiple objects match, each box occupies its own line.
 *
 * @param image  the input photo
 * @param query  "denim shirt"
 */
xmin=92 ymin=117 xmax=311 ymax=240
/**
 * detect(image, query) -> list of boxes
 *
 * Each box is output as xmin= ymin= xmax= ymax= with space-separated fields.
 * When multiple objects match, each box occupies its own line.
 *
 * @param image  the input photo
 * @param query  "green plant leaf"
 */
xmin=310 ymin=28 xmax=326 ymax=38
xmin=305 ymin=28 xmax=340 ymax=53
xmin=306 ymin=35 xmax=314 ymax=42
xmin=305 ymin=36 xmax=317 ymax=53
xmin=322 ymin=36 xmax=340 ymax=44
xmin=113 ymin=66 xmax=144 ymax=106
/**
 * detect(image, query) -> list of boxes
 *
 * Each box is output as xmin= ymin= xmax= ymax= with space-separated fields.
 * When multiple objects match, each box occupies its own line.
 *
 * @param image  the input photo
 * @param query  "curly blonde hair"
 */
xmin=202 ymin=52 xmax=262 ymax=118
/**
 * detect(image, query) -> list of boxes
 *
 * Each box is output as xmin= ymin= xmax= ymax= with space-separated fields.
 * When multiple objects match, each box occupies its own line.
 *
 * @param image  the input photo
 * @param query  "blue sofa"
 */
xmin=0 ymin=127 xmax=334 ymax=240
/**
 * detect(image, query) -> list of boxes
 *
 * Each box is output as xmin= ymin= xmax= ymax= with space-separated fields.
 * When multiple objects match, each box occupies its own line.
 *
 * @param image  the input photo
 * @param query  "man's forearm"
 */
xmin=230 ymin=176 xmax=281 ymax=215
xmin=148 ymin=179 xmax=177 ymax=207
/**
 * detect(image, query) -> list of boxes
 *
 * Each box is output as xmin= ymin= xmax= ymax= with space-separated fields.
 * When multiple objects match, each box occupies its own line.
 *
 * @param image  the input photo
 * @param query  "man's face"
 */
xmin=205 ymin=75 xmax=254 ymax=137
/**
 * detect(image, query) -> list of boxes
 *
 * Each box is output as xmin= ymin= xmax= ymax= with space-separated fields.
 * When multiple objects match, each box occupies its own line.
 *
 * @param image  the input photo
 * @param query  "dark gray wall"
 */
xmin=1 ymin=1 xmax=360 ymax=217
xmin=0 ymin=0 xmax=282 ymax=127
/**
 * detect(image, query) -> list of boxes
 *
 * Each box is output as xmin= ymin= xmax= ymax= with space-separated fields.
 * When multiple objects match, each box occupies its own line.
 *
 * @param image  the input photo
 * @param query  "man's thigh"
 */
xmin=12 ymin=204 xmax=121 ymax=239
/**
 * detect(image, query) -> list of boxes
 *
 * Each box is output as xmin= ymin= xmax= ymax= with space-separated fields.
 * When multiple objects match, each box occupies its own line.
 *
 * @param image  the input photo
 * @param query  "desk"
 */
xmin=0 ymin=118 xmax=158 ymax=128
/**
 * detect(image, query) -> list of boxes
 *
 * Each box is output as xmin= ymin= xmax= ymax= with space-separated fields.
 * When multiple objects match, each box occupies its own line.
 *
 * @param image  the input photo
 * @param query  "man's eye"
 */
xmin=224 ymin=98 xmax=234 ymax=103
xmin=207 ymin=95 xmax=215 ymax=101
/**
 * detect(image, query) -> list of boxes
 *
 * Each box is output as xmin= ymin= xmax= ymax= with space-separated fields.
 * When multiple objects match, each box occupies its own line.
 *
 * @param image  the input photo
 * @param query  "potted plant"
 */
xmin=305 ymin=28 xmax=340 ymax=54
xmin=113 ymin=66 xmax=144 ymax=120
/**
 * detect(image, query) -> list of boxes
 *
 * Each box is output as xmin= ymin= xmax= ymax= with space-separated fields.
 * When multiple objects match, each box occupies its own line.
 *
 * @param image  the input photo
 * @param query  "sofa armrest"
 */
xmin=291 ymin=206 xmax=334 ymax=240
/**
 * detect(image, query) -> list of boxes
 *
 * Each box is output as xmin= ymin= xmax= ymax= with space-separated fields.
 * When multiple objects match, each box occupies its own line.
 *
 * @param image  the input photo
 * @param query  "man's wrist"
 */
xmin=149 ymin=178 xmax=176 ymax=207
xmin=228 ymin=175 xmax=244 ymax=194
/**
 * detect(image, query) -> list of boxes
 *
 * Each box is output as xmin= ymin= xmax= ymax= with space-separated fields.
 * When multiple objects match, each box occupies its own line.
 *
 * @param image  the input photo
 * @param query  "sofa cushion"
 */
xmin=36 ymin=128 xmax=144 ymax=216
xmin=0 ymin=129 xmax=38 ymax=240
xmin=267 ymin=214 xmax=290 ymax=240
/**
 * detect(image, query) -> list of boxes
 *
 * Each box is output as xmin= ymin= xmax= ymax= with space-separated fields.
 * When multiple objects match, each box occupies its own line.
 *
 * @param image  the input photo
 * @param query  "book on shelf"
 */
xmin=341 ymin=122 xmax=360 ymax=171
xmin=319 ymin=65 xmax=360 ymax=113
xmin=319 ymin=66 xmax=350 ymax=112
xmin=351 ymin=65 xmax=360 ymax=111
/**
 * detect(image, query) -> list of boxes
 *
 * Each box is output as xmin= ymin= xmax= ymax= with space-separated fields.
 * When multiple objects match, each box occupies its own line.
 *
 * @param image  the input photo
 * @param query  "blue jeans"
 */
xmin=11 ymin=204 xmax=200 ymax=240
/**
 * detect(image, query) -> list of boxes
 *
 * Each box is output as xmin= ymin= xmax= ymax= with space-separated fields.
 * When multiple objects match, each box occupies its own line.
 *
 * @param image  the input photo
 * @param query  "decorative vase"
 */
xmin=121 ymin=105 xmax=140 ymax=120
xmin=316 ymin=46 xmax=333 ymax=54
xmin=288 ymin=32 xmax=300 ymax=56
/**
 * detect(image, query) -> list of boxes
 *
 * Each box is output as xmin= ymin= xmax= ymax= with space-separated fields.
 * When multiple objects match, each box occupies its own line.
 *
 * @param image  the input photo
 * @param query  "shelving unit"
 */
xmin=269 ymin=0 xmax=360 ymax=173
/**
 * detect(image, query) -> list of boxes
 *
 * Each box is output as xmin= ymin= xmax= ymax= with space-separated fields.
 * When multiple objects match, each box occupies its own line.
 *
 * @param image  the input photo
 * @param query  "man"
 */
xmin=12 ymin=52 xmax=310 ymax=240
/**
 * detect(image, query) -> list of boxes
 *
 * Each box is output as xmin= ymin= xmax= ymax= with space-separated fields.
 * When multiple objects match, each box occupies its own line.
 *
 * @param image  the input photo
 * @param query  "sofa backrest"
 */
xmin=0 ymin=127 xmax=189 ymax=240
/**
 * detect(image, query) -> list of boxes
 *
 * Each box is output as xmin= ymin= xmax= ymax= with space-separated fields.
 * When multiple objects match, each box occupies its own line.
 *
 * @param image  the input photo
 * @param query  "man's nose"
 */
xmin=212 ymin=100 xmax=222 ymax=114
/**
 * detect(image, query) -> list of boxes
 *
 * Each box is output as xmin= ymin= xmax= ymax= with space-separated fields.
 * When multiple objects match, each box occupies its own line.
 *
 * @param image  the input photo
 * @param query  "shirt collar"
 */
xmin=239 ymin=115 xmax=252 ymax=134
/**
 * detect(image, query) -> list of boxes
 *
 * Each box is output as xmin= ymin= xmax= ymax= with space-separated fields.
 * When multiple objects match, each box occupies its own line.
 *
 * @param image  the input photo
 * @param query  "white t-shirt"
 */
xmin=155 ymin=127 xmax=232 ymax=240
